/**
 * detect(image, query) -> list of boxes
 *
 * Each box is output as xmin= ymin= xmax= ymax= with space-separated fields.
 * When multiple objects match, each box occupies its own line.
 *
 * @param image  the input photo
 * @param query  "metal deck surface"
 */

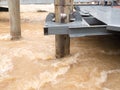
xmin=79 ymin=6 xmax=120 ymax=31
xmin=44 ymin=6 xmax=120 ymax=37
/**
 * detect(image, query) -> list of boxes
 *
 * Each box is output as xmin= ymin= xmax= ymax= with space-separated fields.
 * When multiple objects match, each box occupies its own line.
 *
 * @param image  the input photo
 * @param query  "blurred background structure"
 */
xmin=0 ymin=0 xmax=120 ymax=5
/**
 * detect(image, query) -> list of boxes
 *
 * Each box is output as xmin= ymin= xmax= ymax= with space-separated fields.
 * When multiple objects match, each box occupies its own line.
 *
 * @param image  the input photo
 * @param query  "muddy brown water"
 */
xmin=0 ymin=12 xmax=120 ymax=90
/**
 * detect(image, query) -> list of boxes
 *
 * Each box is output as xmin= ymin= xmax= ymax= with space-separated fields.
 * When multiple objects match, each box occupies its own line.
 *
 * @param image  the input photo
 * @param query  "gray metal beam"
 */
xmin=44 ymin=6 xmax=117 ymax=37
xmin=69 ymin=26 xmax=111 ymax=37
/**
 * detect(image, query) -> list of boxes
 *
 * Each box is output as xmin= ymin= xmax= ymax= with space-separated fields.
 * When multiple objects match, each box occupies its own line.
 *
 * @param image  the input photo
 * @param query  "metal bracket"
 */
xmin=44 ymin=10 xmax=112 ymax=37
xmin=44 ymin=11 xmax=82 ymax=35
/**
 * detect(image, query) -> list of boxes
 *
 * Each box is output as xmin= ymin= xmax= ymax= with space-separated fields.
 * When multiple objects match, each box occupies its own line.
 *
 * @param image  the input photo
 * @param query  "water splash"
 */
xmin=10 ymin=54 xmax=80 ymax=90
xmin=9 ymin=47 xmax=36 ymax=60
xmin=74 ymin=68 xmax=120 ymax=90
xmin=103 ymin=87 xmax=111 ymax=90
xmin=17 ymin=66 xmax=70 ymax=90
xmin=0 ymin=34 xmax=11 ymax=40
xmin=100 ymin=50 xmax=120 ymax=55
xmin=0 ymin=55 xmax=13 ymax=82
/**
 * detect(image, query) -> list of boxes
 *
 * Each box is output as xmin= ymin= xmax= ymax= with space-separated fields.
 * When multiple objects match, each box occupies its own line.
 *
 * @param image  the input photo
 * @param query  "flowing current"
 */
xmin=0 ymin=8 xmax=120 ymax=90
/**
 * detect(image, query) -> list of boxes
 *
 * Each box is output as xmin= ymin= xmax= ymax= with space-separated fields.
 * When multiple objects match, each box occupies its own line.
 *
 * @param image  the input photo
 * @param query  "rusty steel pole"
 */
xmin=55 ymin=0 xmax=73 ymax=58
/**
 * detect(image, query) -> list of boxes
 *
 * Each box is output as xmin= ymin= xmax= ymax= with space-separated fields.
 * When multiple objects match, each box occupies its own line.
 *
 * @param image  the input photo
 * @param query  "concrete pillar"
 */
xmin=8 ymin=0 xmax=21 ymax=40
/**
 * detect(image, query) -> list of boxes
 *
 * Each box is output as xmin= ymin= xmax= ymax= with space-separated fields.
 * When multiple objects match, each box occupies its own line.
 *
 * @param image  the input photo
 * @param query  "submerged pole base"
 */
xmin=10 ymin=32 xmax=21 ymax=40
xmin=11 ymin=36 xmax=21 ymax=40
xmin=55 ymin=35 xmax=70 ymax=58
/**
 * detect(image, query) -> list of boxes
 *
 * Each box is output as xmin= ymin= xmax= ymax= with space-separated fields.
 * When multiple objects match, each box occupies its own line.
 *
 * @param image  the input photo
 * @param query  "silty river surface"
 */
xmin=0 ymin=6 xmax=120 ymax=90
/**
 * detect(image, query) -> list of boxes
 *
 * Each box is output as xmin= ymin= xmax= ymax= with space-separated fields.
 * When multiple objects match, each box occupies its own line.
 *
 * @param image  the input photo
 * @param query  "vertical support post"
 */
xmin=55 ymin=0 xmax=73 ymax=58
xmin=8 ymin=0 xmax=21 ymax=40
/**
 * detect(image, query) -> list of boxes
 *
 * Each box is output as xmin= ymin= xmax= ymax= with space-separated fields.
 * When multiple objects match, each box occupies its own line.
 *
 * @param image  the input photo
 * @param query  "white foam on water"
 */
xmin=100 ymin=50 xmax=120 ymax=55
xmin=38 ymin=66 xmax=70 ymax=87
xmin=107 ymin=69 xmax=120 ymax=74
xmin=0 ymin=34 xmax=11 ymax=40
xmin=9 ymin=47 xmax=36 ymax=60
xmin=98 ymin=69 xmax=120 ymax=85
xmin=103 ymin=87 xmax=111 ymax=90
xmin=9 ymin=46 xmax=53 ymax=61
xmin=17 ymin=66 xmax=70 ymax=90
xmin=74 ymin=68 xmax=120 ymax=89
xmin=51 ymin=53 xmax=79 ymax=68
xmin=0 ymin=55 xmax=13 ymax=81
xmin=95 ymin=71 xmax=108 ymax=86
xmin=15 ymin=54 xmax=80 ymax=90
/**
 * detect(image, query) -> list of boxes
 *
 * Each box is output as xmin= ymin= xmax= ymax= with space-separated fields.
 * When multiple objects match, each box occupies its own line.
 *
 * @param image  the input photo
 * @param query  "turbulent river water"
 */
xmin=0 ymin=11 xmax=120 ymax=90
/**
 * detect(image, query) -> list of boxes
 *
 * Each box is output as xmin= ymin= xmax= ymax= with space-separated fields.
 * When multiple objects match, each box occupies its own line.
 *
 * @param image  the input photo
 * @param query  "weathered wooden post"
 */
xmin=8 ymin=0 xmax=21 ymax=40
xmin=55 ymin=0 xmax=73 ymax=58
